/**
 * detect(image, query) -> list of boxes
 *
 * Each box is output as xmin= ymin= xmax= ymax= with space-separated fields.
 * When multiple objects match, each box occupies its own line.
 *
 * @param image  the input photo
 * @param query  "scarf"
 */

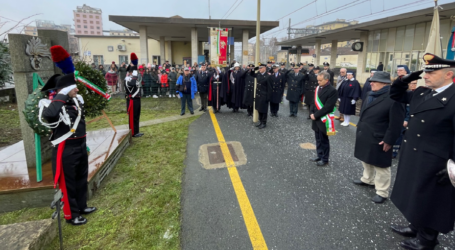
xmin=366 ymin=85 xmax=390 ymax=106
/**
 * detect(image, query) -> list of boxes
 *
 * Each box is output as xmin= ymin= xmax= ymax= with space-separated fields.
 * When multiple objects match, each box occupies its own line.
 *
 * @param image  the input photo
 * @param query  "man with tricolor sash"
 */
xmin=309 ymin=71 xmax=338 ymax=166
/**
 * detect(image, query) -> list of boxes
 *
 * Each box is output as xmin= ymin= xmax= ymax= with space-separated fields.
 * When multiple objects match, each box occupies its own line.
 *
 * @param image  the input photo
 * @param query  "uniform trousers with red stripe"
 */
xmin=126 ymin=97 xmax=141 ymax=135
xmin=52 ymin=137 xmax=88 ymax=219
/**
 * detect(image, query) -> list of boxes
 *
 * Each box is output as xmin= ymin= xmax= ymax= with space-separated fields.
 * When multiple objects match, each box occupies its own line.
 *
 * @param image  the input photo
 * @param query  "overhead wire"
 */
xmin=221 ymin=0 xmax=239 ymax=19
xmin=225 ymin=0 xmax=244 ymax=19
xmin=275 ymin=1 xmax=317 ymax=21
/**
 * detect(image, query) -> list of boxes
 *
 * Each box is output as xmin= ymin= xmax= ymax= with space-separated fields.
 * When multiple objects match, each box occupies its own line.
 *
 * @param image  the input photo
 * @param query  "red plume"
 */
xmin=50 ymin=45 xmax=70 ymax=63
xmin=130 ymin=53 xmax=138 ymax=61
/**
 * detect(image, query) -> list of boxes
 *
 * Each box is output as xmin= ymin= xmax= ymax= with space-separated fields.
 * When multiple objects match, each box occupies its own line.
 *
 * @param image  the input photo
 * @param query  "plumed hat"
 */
xmin=50 ymin=45 xmax=75 ymax=74
xmin=130 ymin=53 xmax=138 ymax=66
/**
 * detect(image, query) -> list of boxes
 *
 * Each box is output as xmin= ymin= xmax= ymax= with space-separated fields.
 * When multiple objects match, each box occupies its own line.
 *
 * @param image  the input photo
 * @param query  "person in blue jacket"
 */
xmin=176 ymin=67 xmax=198 ymax=115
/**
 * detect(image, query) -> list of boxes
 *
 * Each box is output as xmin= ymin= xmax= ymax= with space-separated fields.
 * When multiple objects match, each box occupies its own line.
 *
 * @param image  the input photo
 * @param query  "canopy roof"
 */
xmin=109 ymin=15 xmax=280 ymax=42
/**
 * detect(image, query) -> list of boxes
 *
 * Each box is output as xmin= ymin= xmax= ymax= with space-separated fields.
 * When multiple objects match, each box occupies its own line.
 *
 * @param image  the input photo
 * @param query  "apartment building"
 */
xmin=73 ymin=4 xmax=103 ymax=35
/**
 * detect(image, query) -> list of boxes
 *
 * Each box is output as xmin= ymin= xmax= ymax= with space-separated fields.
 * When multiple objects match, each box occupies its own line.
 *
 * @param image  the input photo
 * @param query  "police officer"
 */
xmin=41 ymin=73 xmax=96 ymax=226
xmin=286 ymin=65 xmax=306 ymax=117
xmin=250 ymin=63 xmax=272 ymax=129
xmin=304 ymin=66 xmax=320 ymax=118
xmin=243 ymin=64 xmax=256 ymax=117
xmin=269 ymin=64 xmax=285 ymax=117
xmin=389 ymin=53 xmax=455 ymax=250
xmin=323 ymin=62 xmax=334 ymax=85
xmin=125 ymin=69 xmax=143 ymax=137
xmin=194 ymin=63 xmax=210 ymax=112
xmin=266 ymin=61 xmax=273 ymax=74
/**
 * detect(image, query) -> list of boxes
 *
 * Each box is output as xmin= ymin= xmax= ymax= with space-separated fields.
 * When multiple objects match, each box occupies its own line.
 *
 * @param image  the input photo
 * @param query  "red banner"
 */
xmin=219 ymin=29 xmax=228 ymax=65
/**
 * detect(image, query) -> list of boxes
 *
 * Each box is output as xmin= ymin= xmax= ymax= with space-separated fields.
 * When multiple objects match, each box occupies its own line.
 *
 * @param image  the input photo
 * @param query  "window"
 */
xmin=96 ymin=27 xmax=100 ymax=29
xmin=96 ymin=21 xmax=99 ymax=24
xmin=77 ymin=25 xmax=81 ymax=28
xmin=83 ymin=15 xmax=86 ymax=18
xmin=90 ymin=21 xmax=93 ymax=24
xmin=108 ymin=46 xmax=114 ymax=52
xmin=119 ymin=55 xmax=128 ymax=64
xmin=90 ymin=26 xmax=94 ymax=29
xmin=84 ymin=25 xmax=87 ymax=28
xmin=76 ymin=19 xmax=80 ymax=23
xmin=96 ymin=16 xmax=99 ymax=19
xmin=83 ymin=20 xmax=87 ymax=23
xmin=84 ymin=31 xmax=88 ymax=34
xmin=91 ymin=31 xmax=94 ymax=34
xmin=97 ymin=32 xmax=101 ymax=35
xmin=89 ymin=15 xmax=93 ymax=18
xmin=93 ymin=55 xmax=104 ymax=66
xmin=76 ymin=14 xmax=80 ymax=17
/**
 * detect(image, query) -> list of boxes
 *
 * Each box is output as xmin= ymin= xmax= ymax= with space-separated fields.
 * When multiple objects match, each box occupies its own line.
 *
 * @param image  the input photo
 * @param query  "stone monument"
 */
xmin=8 ymin=30 xmax=70 ymax=168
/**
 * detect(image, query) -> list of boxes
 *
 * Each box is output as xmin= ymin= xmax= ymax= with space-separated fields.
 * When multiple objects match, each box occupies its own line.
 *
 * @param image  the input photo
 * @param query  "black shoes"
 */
xmin=255 ymin=122 xmax=262 ymax=127
xmin=199 ymin=108 xmax=203 ymax=111
xmin=391 ymin=225 xmax=417 ymax=238
xmin=309 ymin=157 xmax=321 ymax=162
xmin=190 ymin=111 xmax=194 ymax=115
xmin=181 ymin=113 xmax=185 ymax=116
xmin=133 ymin=133 xmax=144 ymax=138
xmin=271 ymin=113 xmax=278 ymax=117
xmin=353 ymin=179 xmax=375 ymax=188
xmin=400 ymin=238 xmax=438 ymax=250
xmin=81 ymin=207 xmax=97 ymax=215
xmin=66 ymin=216 xmax=87 ymax=226
xmin=316 ymin=161 xmax=328 ymax=166
xmin=289 ymin=114 xmax=296 ymax=117
xmin=258 ymin=123 xmax=266 ymax=129
xmin=371 ymin=194 xmax=387 ymax=203
xmin=247 ymin=113 xmax=252 ymax=117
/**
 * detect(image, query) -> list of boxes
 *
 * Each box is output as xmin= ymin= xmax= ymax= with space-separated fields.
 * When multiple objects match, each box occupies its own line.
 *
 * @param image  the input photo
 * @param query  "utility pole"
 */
xmin=253 ymin=0 xmax=261 ymax=123
xmin=286 ymin=18 xmax=291 ymax=68
xmin=208 ymin=0 xmax=211 ymax=19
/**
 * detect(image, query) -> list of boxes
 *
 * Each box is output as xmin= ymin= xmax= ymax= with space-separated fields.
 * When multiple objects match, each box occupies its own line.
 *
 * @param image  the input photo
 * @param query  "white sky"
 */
xmin=1 ymin=0 xmax=453 ymax=40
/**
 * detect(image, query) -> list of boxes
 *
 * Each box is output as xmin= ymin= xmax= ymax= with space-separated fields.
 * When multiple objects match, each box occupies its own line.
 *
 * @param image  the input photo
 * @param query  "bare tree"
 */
xmin=0 ymin=14 xmax=41 ymax=40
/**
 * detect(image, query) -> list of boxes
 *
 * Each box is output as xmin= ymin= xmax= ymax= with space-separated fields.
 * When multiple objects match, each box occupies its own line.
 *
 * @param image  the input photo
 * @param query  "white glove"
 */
xmin=76 ymin=94 xmax=84 ymax=104
xmin=338 ymin=98 xmax=341 ymax=102
xmin=38 ymin=99 xmax=51 ymax=108
xmin=215 ymin=75 xmax=219 ymax=80
xmin=60 ymin=84 xmax=77 ymax=95
xmin=351 ymin=99 xmax=356 ymax=105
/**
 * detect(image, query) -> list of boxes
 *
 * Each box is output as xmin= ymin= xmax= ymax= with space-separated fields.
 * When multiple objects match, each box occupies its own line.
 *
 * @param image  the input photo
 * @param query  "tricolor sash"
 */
xmin=314 ymin=86 xmax=336 ymax=136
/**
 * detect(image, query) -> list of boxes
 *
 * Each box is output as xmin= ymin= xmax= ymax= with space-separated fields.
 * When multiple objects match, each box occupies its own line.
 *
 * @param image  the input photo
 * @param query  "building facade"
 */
xmin=74 ymin=4 xmax=103 ymax=35
xmin=109 ymin=29 xmax=139 ymax=37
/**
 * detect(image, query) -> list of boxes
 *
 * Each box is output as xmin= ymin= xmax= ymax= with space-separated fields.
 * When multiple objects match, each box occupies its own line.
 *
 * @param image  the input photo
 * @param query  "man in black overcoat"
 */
xmin=305 ymin=66 xmax=320 ymax=119
xmin=229 ymin=63 xmax=247 ymax=112
xmin=352 ymin=71 xmax=405 ymax=204
xmin=250 ymin=63 xmax=272 ymax=129
xmin=360 ymin=69 xmax=376 ymax=102
xmin=389 ymin=53 xmax=455 ymax=250
xmin=194 ymin=63 xmax=210 ymax=112
xmin=323 ymin=62 xmax=334 ymax=86
xmin=286 ymin=65 xmax=305 ymax=117
xmin=243 ymin=64 xmax=256 ymax=116
xmin=269 ymin=64 xmax=285 ymax=117
xmin=309 ymin=71 xmax=338 ymax=166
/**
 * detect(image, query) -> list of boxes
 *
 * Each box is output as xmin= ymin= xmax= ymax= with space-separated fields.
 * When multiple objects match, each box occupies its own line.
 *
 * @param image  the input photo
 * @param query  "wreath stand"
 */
xmin=86 ymin=110 xmax=117 ymax=133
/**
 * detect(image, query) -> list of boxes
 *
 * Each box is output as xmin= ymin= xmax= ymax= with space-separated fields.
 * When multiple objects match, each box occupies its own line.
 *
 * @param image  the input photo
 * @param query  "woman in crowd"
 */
xmin=142 ymin=65 xmax=152 ymax=97
xmin=105 ymin=64 xmax=118 ymax=93
xmin=157 ymin=69 xmax=162 ymax=97
xmin=160 ymin=70 xmax=169 ymax=97
xmin=98 ymin=64 xmax=106 ymax=76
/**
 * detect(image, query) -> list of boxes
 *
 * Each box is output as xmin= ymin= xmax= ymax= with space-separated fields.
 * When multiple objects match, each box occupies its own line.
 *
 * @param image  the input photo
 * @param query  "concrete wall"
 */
xmin=171 ymin=41 xmax=191 ymax=66
xmin=78 ymin=36 xmax=161 ymax=65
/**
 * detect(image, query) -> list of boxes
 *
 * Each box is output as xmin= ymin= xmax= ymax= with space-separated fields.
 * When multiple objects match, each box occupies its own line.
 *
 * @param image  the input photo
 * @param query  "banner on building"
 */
xmin=209 ymin=27 xmax=229 ymax=66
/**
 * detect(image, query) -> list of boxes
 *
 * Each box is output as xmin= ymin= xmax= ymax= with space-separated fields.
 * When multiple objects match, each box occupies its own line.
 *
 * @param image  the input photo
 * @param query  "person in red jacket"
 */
xmin=160 ymin=70 xmax=169 ymax=97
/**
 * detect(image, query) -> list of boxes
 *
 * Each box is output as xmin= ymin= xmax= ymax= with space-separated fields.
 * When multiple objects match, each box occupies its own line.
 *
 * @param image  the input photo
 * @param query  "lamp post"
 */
xmin=253 ymin=0 xmax=261 ymax=122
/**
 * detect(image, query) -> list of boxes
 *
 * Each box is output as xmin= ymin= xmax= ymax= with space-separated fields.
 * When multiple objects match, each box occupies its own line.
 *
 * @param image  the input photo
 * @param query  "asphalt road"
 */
xmin=180 ymin=97 xmax=455 ymax=250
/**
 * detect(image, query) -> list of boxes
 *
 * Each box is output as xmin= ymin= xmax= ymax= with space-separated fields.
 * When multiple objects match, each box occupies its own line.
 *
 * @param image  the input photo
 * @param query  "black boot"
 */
xmin=255 ymin=122 xmax=262 ymax=127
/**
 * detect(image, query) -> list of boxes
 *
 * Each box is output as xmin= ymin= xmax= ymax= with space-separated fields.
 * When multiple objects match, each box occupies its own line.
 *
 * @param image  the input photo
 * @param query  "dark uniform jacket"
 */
xmin=125 ymin=76 xmax=141 ymax=98
xmin=390 ymin=80 xmax=455 ymax=234
xmin=304 ymin=71 xmax=318 ymax=106
xmin=269 ymin=71 xmax=285 ymax=104
xmin=326 ymin=68 xmax=335 ymax=86
xmin=251 ymin=71 xmax=272 ymax=113
xmin=42 ymin=94 xmax=86 ymax=141
xmin=194 ymin=71 xmax=210 ymax=93
xmin=243 ymin=69 xmax=255 ymax=107
xmin=285 ymin=71 xmax=305 ymax=103
xmin=354 ymin=90 xmax=405 ymax=167
xmin=310 ymin=84 xmax=338 ymax=135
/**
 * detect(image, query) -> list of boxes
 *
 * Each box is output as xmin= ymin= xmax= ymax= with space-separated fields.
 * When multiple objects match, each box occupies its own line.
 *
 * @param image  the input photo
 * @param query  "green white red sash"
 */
xmin=74 ymin=71 xmax=111 ymax=100
xmin=314 ymin=86 xmax=336 ymax=136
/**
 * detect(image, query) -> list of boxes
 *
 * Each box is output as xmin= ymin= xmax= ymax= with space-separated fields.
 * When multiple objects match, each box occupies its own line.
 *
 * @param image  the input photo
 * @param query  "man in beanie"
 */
xmin=352 ymin=71 xmax=405 ymax=204
xmin=388 ymin=53 xmax=455 ymax=250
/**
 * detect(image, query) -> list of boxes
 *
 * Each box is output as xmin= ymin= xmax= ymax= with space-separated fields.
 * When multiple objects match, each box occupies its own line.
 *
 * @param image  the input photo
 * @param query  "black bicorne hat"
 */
xmin=41 ymin=74 xmax=61 ymax=92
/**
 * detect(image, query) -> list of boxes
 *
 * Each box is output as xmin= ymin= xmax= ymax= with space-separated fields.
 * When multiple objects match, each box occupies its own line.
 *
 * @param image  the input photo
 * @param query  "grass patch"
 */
xmin=0 ymin=103 xmax=21 ymax=147
xmin=86 ymin=96 xmax=182 ymax=131
xmin=0 ymin=117 xmax=197 ymax=249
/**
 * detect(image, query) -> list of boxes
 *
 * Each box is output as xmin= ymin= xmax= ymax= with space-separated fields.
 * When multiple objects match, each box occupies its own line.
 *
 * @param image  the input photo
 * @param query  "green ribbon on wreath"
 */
xmin=32 ymin=73 xmax=45 ymax=182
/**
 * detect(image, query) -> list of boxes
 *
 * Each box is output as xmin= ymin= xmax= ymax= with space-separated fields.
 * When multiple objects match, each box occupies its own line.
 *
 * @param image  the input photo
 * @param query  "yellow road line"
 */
xmin=209 ymin=108 xmax=268 ymax=250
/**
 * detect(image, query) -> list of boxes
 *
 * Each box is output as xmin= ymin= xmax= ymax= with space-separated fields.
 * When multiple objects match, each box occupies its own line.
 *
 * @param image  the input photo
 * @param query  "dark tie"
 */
xmin=425 ymin=90 xmax=437 ymax=101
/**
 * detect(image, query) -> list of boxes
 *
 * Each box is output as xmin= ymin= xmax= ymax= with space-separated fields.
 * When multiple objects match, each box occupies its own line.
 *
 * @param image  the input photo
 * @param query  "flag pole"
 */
xmin=253 ymin=0 xmax=261 ymax=123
